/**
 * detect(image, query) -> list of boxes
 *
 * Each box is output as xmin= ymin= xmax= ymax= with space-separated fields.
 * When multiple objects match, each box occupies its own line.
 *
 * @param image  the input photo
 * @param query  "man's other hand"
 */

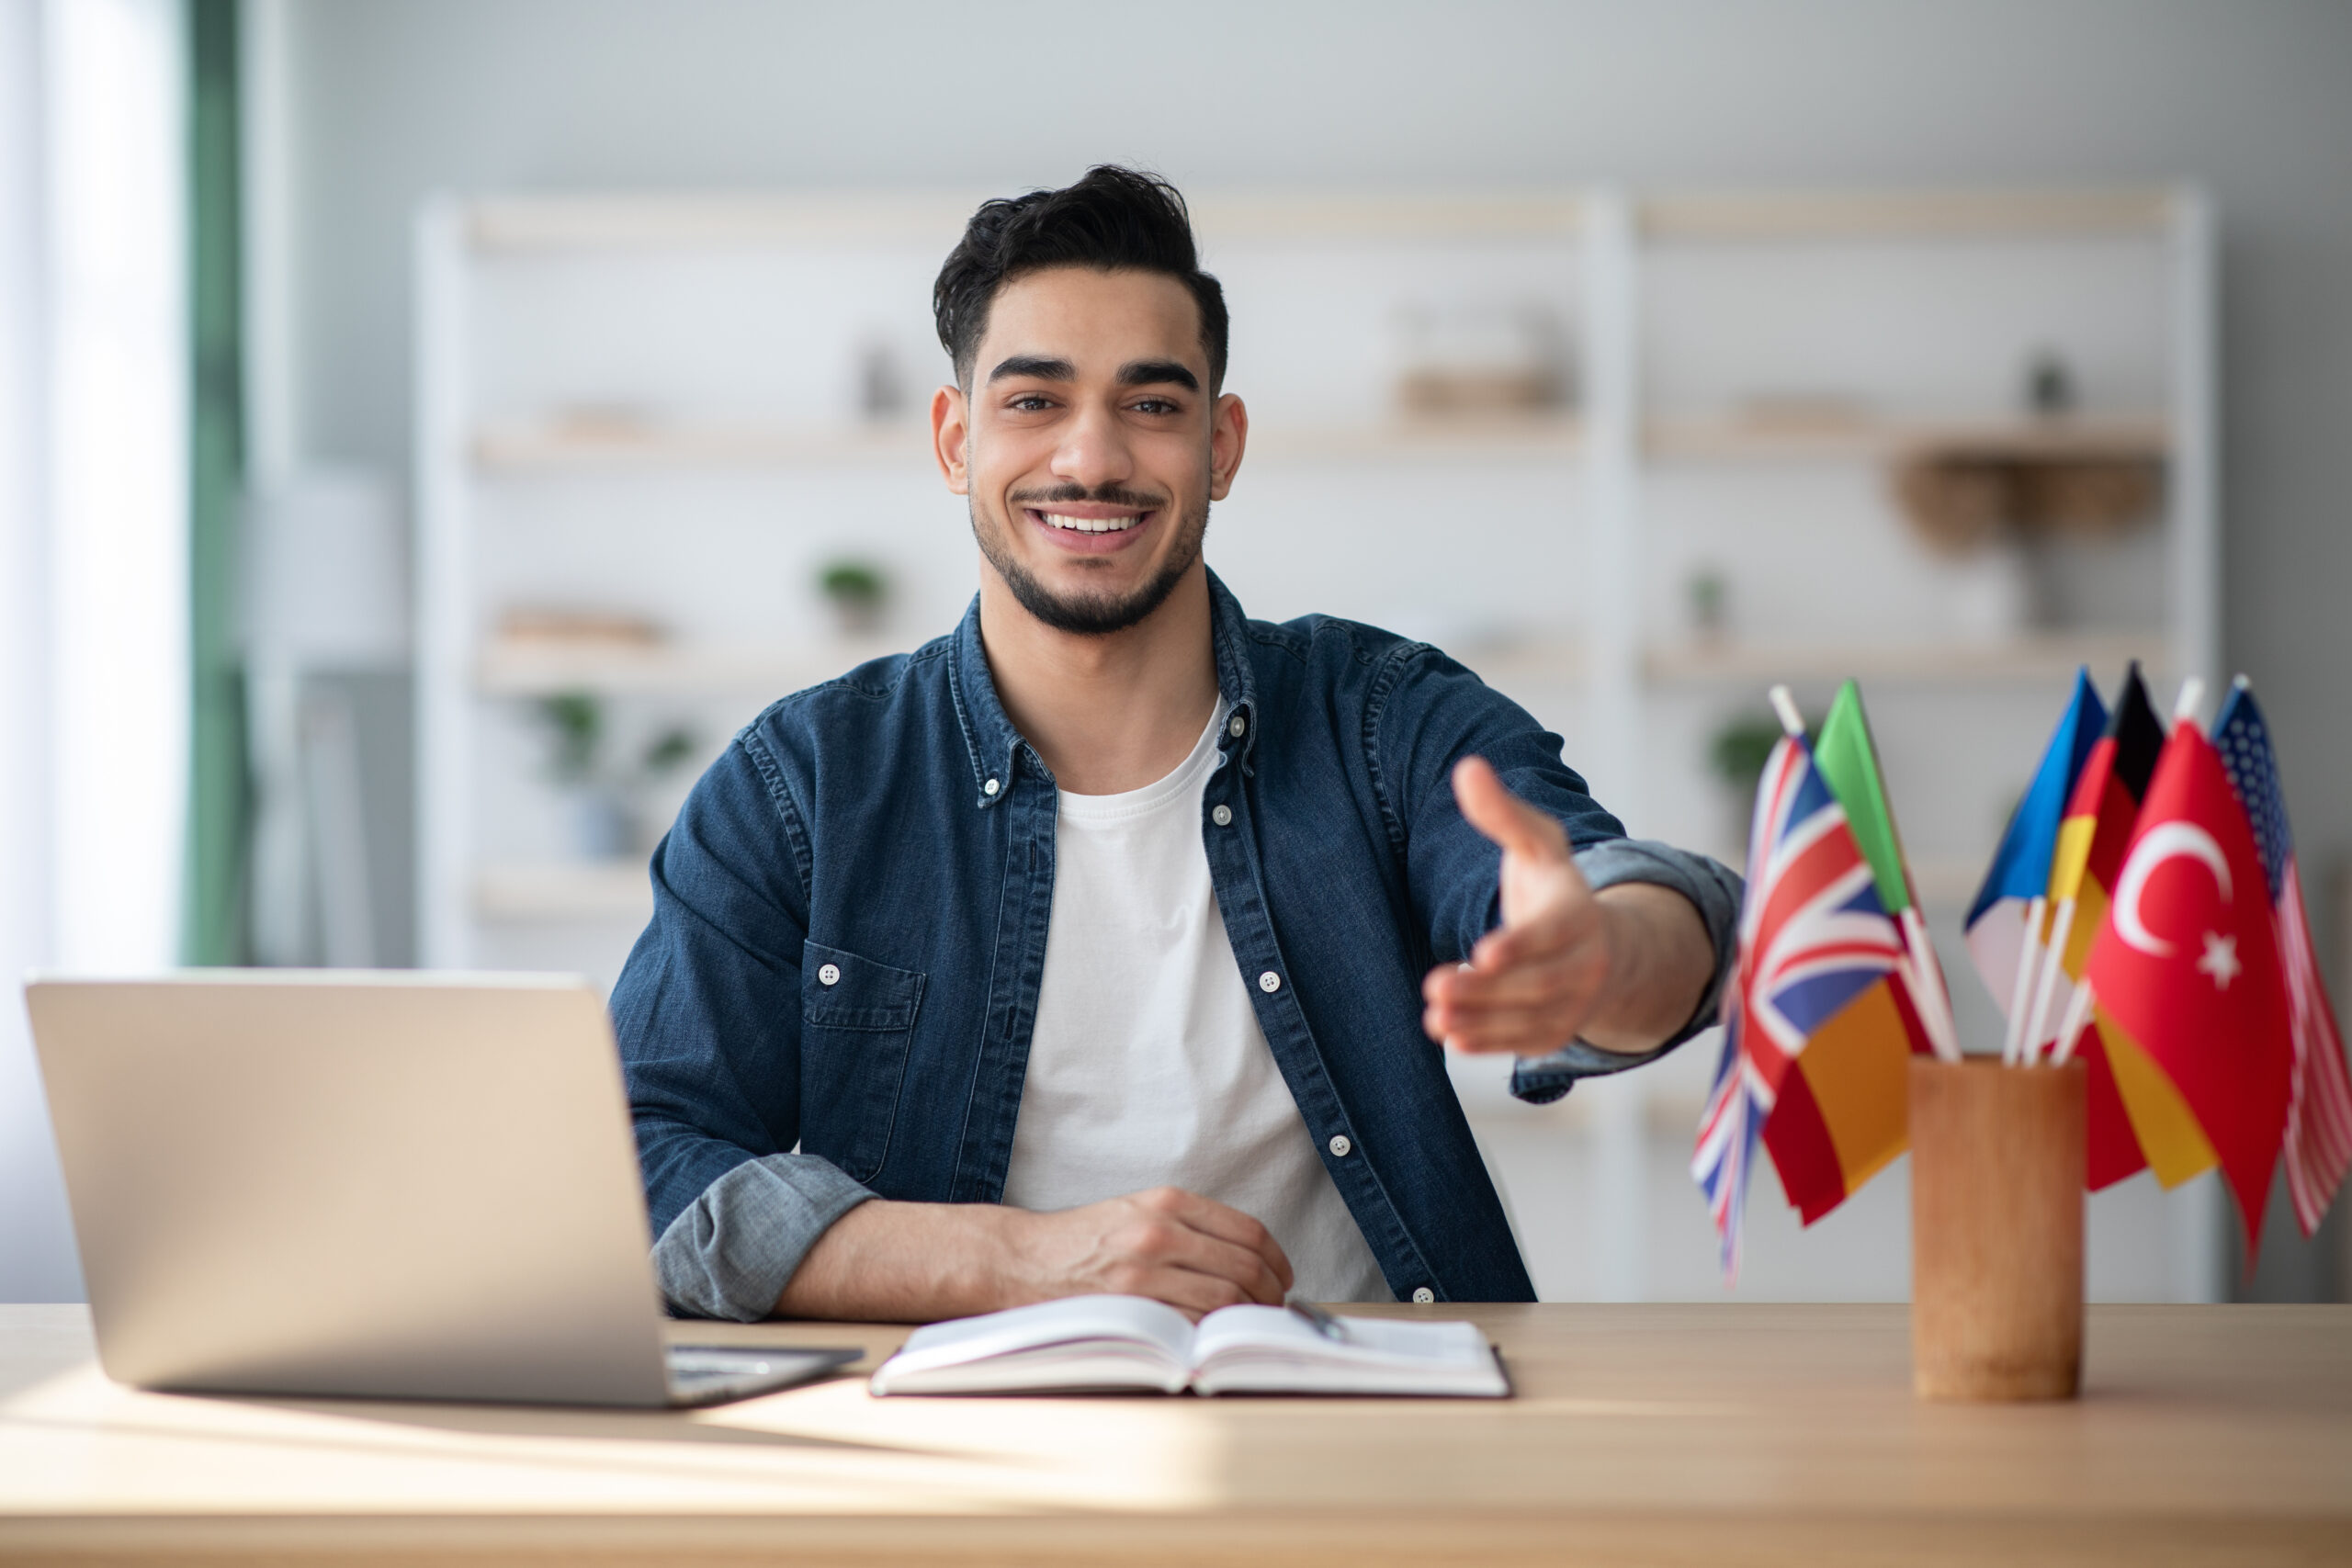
xmin=1005 ymin=1187 xmax=1294 ymax=1318
xmin=1422 ymin=755 xmax=1712 ymax=1058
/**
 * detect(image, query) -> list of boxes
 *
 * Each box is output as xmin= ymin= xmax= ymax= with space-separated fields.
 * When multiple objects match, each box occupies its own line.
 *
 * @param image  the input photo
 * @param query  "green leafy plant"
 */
xmin=1709 ymin=715 xmax=1790 ymax=798
xmin=534 ymin=693 xmax=696 ymax=789
xmin=818 ymin=559 xmax=888 ymax=610
xmin=537 ymin=693 xmax=603 ymax=785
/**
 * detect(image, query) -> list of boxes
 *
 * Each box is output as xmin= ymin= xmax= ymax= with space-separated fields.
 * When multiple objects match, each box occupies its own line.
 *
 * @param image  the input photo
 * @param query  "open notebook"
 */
xmin=868 ymin=1295 xmax=1510 ymax=1397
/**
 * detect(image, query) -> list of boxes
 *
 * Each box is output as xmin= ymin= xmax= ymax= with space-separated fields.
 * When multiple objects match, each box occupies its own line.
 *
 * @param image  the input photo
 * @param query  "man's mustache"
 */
xmin=1005 ymin=484 xmax=1166 ymax=511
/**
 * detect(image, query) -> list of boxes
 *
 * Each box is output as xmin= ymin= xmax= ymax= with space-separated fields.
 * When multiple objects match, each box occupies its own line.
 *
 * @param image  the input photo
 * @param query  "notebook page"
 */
xmin=871 ymin=1295 xmax=1195 ymax=1391
xmin=1187 ymin=1305 xmax=1506 ymax=1396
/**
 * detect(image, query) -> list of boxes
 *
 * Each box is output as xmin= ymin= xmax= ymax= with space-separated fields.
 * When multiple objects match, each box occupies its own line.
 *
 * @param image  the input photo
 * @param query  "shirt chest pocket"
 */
xmin=798 ymin=942 xmax=925 ymax=1185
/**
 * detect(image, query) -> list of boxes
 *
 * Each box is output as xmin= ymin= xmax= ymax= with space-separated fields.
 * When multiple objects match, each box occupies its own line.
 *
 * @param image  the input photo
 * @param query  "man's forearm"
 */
xmin=773 ymin=1199 xmax=1025 ymax=1320
xmin=772 ymin=1187 xmax=1295 ymax=1322
xmin=1583 ymin=882 xmax=1715 ymax=1054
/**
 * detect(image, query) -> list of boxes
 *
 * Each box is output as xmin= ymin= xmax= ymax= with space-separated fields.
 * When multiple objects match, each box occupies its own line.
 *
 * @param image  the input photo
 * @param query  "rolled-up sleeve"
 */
xmin=613 ymin=727 xmax=876 ymax=1321
xmin=650 ymin=1152 xmax=876 ymax=1321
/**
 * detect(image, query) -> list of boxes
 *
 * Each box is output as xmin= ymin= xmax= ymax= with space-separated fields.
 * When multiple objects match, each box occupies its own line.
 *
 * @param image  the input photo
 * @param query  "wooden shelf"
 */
xmin=474 ymin=862 xmax=651 ymax=921
xmin=461 ymin=191 xmax=1585 ymax=254
xmin=477 ymin=638 xmax=909 ymax=697
xmin=472 ymin=423 xmax=930 ymax=471
xmin=470 ymin=415 xmax=1581 ymax=473
xmin=1640 ymin=187 xmax=2175 ymax=242
xmin=1454 ymin=638 xmax=1587 ymax=687
xmin=1645 ymin=633 xmax=2165 ymax=687
xmin=1645 ymin=414 xmax=2168 ymax=465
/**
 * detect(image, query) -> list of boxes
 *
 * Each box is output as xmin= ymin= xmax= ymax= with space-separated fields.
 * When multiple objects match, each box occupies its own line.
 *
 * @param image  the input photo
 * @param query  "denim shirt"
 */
xmin=614 ymin=573 xmax=1740 ymax=1319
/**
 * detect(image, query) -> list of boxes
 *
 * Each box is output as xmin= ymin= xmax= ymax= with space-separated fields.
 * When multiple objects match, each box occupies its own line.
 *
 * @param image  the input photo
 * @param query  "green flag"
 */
xmin=1812 ymin=680 xmax=1913 ymax=916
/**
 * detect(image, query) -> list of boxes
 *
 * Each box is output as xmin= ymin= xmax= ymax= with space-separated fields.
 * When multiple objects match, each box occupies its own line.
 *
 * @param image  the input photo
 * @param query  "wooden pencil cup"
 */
xmin=1909 ymin=1057 xmax=2086 ymax=1402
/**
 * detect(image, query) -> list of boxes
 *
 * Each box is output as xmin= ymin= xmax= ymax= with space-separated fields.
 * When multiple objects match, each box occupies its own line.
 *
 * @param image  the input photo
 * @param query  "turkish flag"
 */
xmin=2084 ymin=724 xmax=2293 ymax=1255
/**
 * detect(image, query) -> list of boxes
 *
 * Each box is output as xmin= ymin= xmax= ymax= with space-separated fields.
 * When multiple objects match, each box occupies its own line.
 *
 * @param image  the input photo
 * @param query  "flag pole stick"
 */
xmin=1898 ymin=907 xmax=1962 ymax=1062
xmin=2021 ymin=897 xmax=2079 ymax=1066
xmin=1768 ymin=685 xmax=1806 ymax=740
xmin=2050 ymin=976 xmax=2098 ymax=1067
xmin=2172 ymin=677 xmax=2207 ymax=732
xmin=2001 ymin=898 xmax=2047 ymax=1066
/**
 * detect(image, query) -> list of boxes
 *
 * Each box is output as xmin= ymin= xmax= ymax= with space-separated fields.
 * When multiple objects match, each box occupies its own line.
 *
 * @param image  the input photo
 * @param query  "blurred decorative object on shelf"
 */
xmin=1733 ymin=392 xmax=1873 ymax=436
xmin=855 ymin=338 xmax=906 ymax=422
xmin=498 ymin=606 xmax=666 ymax=649
xmin=549 ymin=401 xmax=660 ymax=443
xmin=1946 ymin=541 xmax=2041 ymax=642
xmin=1392 ymin=300 xmax=1571 ymax=417
xmin=531 ymin=692 xmax=697 ymax=863
xmin=819 ymin=558 xmax=891 ymax=636
xmin=1890 ymin=426 xmax=2163 ymax=558
xmin=2025 ymin=349 xmax=2077 ymax=418
xmin=1685 ymin=566 xmax=1730 ymax=641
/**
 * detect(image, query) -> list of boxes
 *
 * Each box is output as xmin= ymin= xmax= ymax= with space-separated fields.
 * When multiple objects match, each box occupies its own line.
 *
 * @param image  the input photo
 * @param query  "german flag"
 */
xmin=2043 ymin=666 xmax=2184 ymax=1188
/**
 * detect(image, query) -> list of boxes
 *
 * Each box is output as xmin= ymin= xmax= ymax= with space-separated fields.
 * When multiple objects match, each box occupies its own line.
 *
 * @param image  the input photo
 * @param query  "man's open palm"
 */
xmin=1421 ymin=756 xmax=1613 ymax=1056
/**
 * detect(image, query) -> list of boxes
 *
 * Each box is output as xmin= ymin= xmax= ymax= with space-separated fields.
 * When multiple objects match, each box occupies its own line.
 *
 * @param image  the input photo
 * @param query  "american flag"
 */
xmin=1693 ymin=731 xmax=1906 ymax=1278
xmin=2213 ymin=681 xmax=2351 ymax=1236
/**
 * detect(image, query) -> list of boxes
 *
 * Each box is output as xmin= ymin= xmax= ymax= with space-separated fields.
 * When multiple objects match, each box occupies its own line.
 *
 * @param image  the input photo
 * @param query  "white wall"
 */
xmin=273 ymin=0 xmax=2352 ymax=1296
xmin=0 ymin=0 xmax=82 ymax=1303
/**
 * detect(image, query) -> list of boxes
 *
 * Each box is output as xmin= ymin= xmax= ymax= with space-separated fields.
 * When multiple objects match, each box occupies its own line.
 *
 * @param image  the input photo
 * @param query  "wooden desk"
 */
xmin=2 ymin=1303 xmax=2346 ymax=1565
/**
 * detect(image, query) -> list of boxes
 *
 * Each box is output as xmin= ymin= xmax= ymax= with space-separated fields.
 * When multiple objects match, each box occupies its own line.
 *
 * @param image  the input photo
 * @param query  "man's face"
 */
xmin=934 ymin=266 xmax=1245 ymax=636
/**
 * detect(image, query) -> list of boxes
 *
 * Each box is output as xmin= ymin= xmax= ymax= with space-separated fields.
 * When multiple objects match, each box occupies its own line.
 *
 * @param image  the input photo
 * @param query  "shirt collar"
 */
xmin=949 ymin=569 xmax=1261 ymax=810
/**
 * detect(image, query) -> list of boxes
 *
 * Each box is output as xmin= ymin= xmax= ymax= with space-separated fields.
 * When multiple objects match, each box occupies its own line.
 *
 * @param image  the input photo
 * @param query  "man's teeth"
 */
xmin=1040 ymin=512 xmax=1138 ymax=534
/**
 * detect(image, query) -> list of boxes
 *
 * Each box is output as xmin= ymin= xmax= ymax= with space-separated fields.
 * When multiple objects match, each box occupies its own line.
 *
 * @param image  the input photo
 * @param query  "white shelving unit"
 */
xmin=416 ymin=184 xmax=2217 ymax=1303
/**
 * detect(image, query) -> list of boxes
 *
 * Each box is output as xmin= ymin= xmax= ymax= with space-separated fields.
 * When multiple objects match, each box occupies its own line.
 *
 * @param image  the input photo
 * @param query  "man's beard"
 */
xmin=973 ymin=484 xmax=1209 ymax=637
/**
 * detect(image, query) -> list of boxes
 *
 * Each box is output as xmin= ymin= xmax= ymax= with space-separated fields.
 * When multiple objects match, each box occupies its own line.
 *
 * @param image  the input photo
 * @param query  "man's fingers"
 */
xmin=1139 ymin=1189 xmax=1295 ymax=1294
xmin=1453 ymin=756 xmax=1568 ymax=864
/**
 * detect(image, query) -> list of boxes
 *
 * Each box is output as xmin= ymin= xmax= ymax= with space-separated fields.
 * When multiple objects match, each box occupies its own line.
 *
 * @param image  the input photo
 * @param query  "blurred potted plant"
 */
xmin=1708 ymin=712 xmax=1789 ymax=862
xmin=818 ymin=558 xmax=889 ymax=637
xmin=535 ymin=693 xmax=697 ymax=862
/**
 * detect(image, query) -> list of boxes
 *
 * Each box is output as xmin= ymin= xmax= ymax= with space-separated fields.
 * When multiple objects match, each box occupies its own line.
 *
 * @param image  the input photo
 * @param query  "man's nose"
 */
xmin=1049 ymin=400 xmax=1135 ymax=492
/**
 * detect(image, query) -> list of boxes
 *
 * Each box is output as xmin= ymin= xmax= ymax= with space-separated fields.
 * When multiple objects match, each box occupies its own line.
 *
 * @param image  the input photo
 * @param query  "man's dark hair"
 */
xmin=933 ymin=165 xmax=1229 ymax=392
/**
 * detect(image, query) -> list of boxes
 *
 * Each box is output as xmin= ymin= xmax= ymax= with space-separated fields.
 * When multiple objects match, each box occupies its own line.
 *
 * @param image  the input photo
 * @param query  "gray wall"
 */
xmin=277 ymin=0 xmax=2352 ymax=1294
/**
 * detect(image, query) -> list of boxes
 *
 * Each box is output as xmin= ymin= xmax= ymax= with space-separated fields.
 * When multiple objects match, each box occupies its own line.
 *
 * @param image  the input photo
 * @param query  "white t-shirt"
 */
xmin=1000 ymin=701 xmax=1393 ymax=1303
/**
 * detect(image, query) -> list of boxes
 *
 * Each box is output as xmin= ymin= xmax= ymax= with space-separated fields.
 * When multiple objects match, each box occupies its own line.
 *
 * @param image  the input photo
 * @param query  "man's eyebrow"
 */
xmin=1118 ymin=359 xmax=1200 ymax=391
xmin=987 ymin=355 xmax=1076 ymax=383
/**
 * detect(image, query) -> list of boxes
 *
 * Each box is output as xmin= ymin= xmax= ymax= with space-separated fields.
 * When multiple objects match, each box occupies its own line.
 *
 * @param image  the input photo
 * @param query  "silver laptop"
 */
xmin=25 ymin=970 xmax=860 ymax=1407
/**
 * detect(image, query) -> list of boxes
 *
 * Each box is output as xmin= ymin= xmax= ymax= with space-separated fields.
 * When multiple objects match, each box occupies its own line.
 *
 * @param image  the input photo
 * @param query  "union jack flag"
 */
xmin=2214 ymin=681 xmax=2352 ymax=1236
xmin=1693 ymin=730 xmax=1906 ymax=1279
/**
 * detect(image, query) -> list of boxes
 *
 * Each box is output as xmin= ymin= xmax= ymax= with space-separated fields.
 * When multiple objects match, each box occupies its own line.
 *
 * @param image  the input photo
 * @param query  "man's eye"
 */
xmin=1007 ymin=394 xmax=1056 ymax=412
xmin=1130 ymin=398 xmax=1182 ymax=415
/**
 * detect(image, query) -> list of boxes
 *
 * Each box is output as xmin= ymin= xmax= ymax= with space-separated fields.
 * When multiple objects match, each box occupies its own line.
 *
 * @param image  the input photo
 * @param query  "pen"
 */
xmin=1285 ymin=1297 xmax=1351 ymax=1345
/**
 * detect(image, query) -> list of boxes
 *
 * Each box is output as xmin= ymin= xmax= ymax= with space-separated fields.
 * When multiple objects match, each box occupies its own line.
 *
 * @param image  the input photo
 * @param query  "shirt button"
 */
xmin=1212 ymin=804 xmax=1233 ymax=827
xmin=1328 ymin=1134 xmax=1352 ymax=1158
xmin=1412 ymin=1287 xmax=1436 ymax=1304
xmin=1228 ymin=714 xmax=1247 ymax=739
xmin=1258 ymin=970 xmax=1281 ymax=994
xmin=983 ymin=777 xmax=1000 ymax=796
xmin=817 ymin=963 xmax=842 ymax=986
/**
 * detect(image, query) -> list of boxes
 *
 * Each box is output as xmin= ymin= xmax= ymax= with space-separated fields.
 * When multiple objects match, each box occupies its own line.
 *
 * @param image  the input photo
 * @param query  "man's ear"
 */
xmin=1208 ymin=391 xmax=1248 ymax=502
xmin=933 ymin=383 xmax=970 ymax=494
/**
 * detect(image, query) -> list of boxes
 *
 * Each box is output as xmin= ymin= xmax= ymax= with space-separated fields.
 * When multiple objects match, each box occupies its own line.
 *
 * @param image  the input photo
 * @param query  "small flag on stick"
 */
xmin=2033 ymin=664 xmax=2168 ymax=1188
xmin=1964 ymin=670 xmax=2107 ymax=1066
xmin=2079 ymin=702 xmax=2295 ymax=1259
xmin=2211 ymin=679 xmax=2352 ymax=1236
xmin=1813 ymin=679 xmax=1962 ymax=1066
xmin=1694 ymin=687 xmax=1910 ymax=1277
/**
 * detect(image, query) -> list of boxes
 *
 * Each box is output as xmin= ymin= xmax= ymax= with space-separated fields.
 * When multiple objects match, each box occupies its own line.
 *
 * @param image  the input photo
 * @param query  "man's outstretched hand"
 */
xmin=1421 ymin=755 xmax=1713 ymax=1058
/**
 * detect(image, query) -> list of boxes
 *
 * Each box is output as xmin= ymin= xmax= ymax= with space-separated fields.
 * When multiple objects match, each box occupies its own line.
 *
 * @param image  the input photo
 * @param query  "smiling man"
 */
xmin=616 ymin=167 xmax=1740 ymax=1319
